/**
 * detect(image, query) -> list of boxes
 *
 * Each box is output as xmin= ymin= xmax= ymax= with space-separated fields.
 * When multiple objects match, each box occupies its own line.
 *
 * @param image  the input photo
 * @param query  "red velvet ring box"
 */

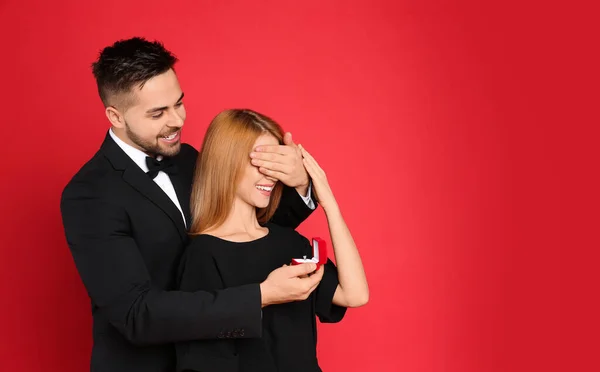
xmin=291 ymin=237 xmax=327 ymax=269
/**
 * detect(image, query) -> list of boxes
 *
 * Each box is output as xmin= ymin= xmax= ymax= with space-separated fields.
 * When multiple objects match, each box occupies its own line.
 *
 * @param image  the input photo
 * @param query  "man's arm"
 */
xmin=176 ymin=242 xmax=239 ymax=371
xmin=269 ymin=184 xmax=316 ymax=229
xmin=60 ymin=180 xmax=262 ymax=346
xmin=298 ymin=181 xmax=316 ymax=210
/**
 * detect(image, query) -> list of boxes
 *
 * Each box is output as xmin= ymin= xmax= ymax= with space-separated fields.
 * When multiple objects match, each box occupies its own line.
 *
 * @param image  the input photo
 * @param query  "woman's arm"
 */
xmin=299 ymin=146 xmax=369 ymax=308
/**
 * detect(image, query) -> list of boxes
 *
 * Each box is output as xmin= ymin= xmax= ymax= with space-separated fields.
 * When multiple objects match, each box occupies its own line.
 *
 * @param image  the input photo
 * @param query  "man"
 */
xmin=60 ymin=37 xmax=327 ymax=372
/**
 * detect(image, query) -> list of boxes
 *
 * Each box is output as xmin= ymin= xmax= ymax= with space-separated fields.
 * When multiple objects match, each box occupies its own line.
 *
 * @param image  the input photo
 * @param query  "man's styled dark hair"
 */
xmin=91 ymin=37 xmax=178 ymax=108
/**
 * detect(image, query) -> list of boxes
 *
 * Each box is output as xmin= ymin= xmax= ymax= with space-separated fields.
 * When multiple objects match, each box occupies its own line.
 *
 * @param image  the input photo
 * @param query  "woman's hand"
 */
xmin=299 ymin=145 xmax=338 ymax=212
xmin=299 ymin=145 xmax=369 ymax=309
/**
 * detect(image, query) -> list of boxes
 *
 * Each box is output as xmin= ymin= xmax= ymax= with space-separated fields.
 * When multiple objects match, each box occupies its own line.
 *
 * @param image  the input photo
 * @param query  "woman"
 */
xmin=177 ymin=109 xmax=368 ymax=372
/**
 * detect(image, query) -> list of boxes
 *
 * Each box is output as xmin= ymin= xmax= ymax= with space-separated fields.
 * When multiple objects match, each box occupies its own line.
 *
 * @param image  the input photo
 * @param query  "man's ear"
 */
xmin=105 ymin=106 xmax=125 ymax=129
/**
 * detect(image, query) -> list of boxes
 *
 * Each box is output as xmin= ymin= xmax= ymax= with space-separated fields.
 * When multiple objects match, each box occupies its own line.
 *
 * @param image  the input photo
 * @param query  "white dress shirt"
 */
xmin=109 ymin=129 xmax=315 ymax=228
xmin=302 ymin=188 xmax=315 ymax=210
xmin=110 ymin=129 xmax=187 ymax=226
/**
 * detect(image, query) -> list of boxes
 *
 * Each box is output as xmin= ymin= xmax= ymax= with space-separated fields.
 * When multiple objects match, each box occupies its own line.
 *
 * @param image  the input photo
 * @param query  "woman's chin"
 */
xmin=251 ymin=199 xmax=270 ymax=209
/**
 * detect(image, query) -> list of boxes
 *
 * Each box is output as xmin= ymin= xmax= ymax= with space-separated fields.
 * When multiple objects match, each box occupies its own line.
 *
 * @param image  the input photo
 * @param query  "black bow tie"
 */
xmin=145 ymin=156 xmax=178 ymax=179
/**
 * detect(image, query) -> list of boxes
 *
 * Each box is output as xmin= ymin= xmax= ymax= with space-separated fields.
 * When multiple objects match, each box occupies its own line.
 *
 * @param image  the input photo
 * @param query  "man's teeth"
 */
xmin=256 ymin=185 xmax=273 ymax=192
xmin=163 ymin=132 xmax=177 ymax=140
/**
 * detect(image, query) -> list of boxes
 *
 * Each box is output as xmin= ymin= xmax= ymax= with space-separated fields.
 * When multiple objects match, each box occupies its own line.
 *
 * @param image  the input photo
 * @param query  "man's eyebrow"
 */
xmin=145 ymin=93 xmax=185 ymax=114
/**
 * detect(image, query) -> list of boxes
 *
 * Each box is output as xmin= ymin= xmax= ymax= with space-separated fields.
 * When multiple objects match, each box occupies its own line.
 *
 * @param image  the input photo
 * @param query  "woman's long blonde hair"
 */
xmin=189 ymin=109 xmax=285 ymax=235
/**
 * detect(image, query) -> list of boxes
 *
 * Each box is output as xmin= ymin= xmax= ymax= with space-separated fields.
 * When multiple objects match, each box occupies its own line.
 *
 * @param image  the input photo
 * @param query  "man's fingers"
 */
xmin=292 ymin=267 xmax=323 ymax=300
xmin=300 ymin=280 xmax=321 ymax=300
xmin=258 ymin=167 xmax=287 ymax=181
xmin=309 ymin=266 xmax=324 ymax=282
xmin=253 ymin=145 xmax=293 ymax=156
xmin=283 ymin=132 xmax=297 ymax=147
xmin=301 ymin=267 xmax=324 ymax=294
xmin=284 ymin=263 xmax=317 ymax=277
xmin=250 ymin=151 xmax=285 ymax=163
xmin=252 ymin=159 xmax=290 ymax=173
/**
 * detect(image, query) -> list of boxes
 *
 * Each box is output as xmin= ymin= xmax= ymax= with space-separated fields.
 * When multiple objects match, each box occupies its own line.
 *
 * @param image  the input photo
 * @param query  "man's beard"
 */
xmin=125 ymin=123 xmax=181 ymax=158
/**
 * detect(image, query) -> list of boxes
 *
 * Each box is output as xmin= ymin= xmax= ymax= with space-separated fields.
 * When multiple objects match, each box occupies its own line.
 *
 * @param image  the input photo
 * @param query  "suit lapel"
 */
xmin=101 ymin=132 xmax=188 ymax=241
xmin=122 ymin=168 xmax=188 ymax=241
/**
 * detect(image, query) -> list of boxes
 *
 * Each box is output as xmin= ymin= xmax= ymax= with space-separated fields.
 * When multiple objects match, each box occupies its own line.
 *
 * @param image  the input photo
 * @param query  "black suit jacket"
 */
xmin=60 ymin=132 xmax=314 ymax=372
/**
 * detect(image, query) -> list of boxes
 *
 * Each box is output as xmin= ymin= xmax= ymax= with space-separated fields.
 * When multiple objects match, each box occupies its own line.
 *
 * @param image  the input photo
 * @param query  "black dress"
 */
xmin=176 ymin=223 xmax=346 ymax=372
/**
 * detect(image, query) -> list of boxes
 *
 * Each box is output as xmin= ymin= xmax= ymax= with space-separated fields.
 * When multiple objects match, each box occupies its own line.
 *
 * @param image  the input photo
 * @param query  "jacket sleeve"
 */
xmin=60 ymin=179 xmax=262 ymax=346
xmin=176 ymin=243 xmax=240 ymax=372
xmin=269 ymin=185 xmax=316 ymax=229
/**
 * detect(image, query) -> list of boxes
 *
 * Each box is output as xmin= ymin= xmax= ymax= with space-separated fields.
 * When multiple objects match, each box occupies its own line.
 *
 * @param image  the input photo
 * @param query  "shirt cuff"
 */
xmin=299 ymin=182 xmax=316 ymax=210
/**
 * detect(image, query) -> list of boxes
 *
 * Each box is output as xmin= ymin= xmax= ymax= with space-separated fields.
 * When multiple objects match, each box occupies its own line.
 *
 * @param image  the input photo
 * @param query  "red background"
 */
xmin=0 ymin=0 xmax=597 ymax=371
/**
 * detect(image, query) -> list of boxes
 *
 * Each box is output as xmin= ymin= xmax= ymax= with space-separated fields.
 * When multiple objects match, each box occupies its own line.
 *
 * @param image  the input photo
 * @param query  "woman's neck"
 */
xmin=206 ymin=198 xmax=266 ymax=240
